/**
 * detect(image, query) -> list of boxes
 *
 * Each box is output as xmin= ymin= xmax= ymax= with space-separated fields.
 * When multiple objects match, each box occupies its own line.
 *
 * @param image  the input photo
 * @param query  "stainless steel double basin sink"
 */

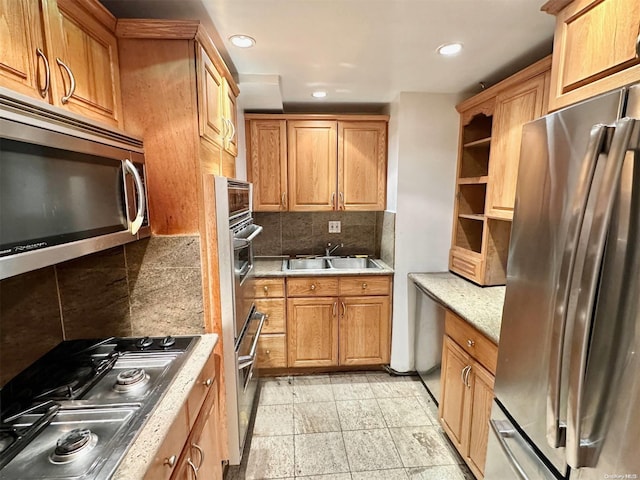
xmin=282 ymin=256 xmax=383 ymax=271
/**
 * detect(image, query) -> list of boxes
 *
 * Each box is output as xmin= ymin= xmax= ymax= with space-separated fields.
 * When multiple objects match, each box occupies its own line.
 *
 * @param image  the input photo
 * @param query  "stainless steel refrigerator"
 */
xmin=485 ymin=84 xmax=640 ymax=479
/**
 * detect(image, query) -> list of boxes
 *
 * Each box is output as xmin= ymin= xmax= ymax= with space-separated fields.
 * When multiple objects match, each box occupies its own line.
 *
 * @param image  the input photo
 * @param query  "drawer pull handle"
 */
xmin=467 ymin=339 xmax=475 ymax=347
xmin=310 ymin=284 xmax=316 ymax=290
xmin=164 ymin=455 xmax=177 ymax=467
xmin=362 ymin=282 xmax=368 ymax=289
xmin=203 ymin=378 xmax=212 ymax=387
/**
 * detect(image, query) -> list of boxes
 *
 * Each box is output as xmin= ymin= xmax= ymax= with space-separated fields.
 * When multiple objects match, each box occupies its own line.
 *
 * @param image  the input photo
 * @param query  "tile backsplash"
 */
xmin=0 ymin=236 xmax=204 ymax=386
xmin=254 ymin=211 xmax=395 ymax=259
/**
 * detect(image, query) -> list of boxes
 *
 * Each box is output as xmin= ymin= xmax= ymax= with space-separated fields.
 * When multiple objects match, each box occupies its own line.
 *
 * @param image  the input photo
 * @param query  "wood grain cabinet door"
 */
xmin=48 ymin=0 xmax=122 ymax=127
xmin=466 ymin=361 xmax=495 ymax=479
xmin=287 ymin=120 xmax=338 ymax=211
xmin=197 ymin=45 xmax=225 ymax=147
xmin=338 ymin=121 xmax=387 ymax=211
xmin=0 ymin=0 xmax=48 ymax=99
xmin=339 ymin=296 xmax=390 ymax=365
xmin=439 ymin=336 xmax=471 ymax=453
xmin=485 ymin=72 xmax=548 ymax=220
xmin=248 ymin=120 xmax=288 ymax=211
xmin=287 ymin=297 xmax=338 ymax=367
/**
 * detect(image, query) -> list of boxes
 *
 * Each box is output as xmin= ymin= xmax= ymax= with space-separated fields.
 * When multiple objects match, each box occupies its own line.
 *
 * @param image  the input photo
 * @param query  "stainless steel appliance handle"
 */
xmin=566 ymin=117 xmax=637 ymax=468
xmin=238 ymin=312 xmax=266 ymax=370
xmin=36 ymin=48 xmax=50 ymax=98
xmin=234 ymin=225 xmax=264 ymax=247
xmin=56 ymin=58 xmax=75 ymax=104
xmin=546 ymin=123 xmax=608 ymax=449
xmin=489 ymin=420 xmax=531 ymax=480
xmin=124 ymin=160 xmax=146 ymax=235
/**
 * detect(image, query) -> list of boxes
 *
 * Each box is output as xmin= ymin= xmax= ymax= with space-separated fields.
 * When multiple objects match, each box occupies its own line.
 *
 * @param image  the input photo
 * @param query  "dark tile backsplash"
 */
xmin=253 ymin=211 xmax=390 ymax=258
xmin=0 ymin=236 xmax=204 ymax=387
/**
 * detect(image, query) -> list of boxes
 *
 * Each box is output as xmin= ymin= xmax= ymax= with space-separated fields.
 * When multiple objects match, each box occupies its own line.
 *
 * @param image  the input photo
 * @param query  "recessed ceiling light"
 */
xmin=229 ymin=35 xmax=256 ymax=48
xmin=437 ymin=42 xmax=463 ymax=56
xmin=312 ymin=90 xmax=327 ymax=99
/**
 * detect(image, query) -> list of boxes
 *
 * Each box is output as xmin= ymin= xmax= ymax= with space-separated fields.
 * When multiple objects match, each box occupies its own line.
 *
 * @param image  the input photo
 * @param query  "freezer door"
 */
xmin=492 ymin=89 xmax=624 ymax=475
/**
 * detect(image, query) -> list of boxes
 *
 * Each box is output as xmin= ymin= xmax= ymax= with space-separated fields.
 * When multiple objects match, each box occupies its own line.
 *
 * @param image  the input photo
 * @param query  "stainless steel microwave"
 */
xmin=0 ymin=88 xmax=150 ymax=279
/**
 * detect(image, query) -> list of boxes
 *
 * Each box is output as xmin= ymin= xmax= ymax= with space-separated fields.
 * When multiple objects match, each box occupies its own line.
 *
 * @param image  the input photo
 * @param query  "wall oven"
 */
xmin=213 ymin=176 xmax=265 ymax=465
xmin=0 ymin=88 xmax=149 ymax=280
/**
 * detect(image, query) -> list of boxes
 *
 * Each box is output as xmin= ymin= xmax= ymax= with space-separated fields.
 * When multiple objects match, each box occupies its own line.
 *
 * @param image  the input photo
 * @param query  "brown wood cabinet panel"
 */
xmin=0 ymin=0 xmax=47 ymax=99
xmin=444 ymin=310 xmax=497 ymax=374
xmin=546 ymin=0 xmax=640 ymax=110
xmin=254 ymin=278 xmax=285 ymax=298
xmin=287 ymin=277 xmax=339 ymax=297
xmin=339 ymin=296 xmax=390 ymax=365
xmin=248 ymin=120 xmax=288 ymax=211
xmin=257 ymin=334 xmax=287 ymax=368
xmin=197 ymin=45 xmax=224 ymax=147
xmin=287 ymin=120 xmax=338 ymax=211
xmin=255 ymin=298 xmax=286 ymax=333
xmin=339 ymin=276 xmax=390 ymax=296
xmin=186 ymin=352 xmax=216 ymax=428
xmin=338 ymin=121 xmax=387 ymax=210
xmin=287 ymin=297 xmax=338 ymax=367
xmin=221 ymin=150 xmax=235 ymax=178
xmin=466 ymin=361 xmax=495 ymax=479
xmin=449 ymin=249 xmax=483 ymax=284
xmin=144 ymin=405 xmax=189 ymax=480
xmin=439 ymin=336 xmax=470 ymax=451
xmin=486 ymin=73 xmax=549 ymax=220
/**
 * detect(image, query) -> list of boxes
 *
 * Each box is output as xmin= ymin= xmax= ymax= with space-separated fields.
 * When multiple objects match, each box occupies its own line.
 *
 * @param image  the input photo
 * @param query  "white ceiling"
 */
xmin=102 ymin=0 xmax=556 ymax=111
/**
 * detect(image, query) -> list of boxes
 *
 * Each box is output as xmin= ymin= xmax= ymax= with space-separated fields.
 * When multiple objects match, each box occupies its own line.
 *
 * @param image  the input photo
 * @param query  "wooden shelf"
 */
xmin=458 ymin=176 xmax=488 ymax=185
xmin=458 ymin=214 xmax=485 ymax=221
xmin=463 ymin=137 xmax=492 ymax=148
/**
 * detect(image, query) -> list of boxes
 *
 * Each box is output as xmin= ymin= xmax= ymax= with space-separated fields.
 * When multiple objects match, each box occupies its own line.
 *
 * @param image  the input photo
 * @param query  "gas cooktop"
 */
xmin=0 ymin=335 xmax=199 ymax=480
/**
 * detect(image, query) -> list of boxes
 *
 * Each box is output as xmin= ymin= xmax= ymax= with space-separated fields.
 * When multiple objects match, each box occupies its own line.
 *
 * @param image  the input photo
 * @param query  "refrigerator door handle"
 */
xmin=566 ymin=117 xmax=638 ymax=469
xmin=546 ymin=123 xmax=608 ymax=450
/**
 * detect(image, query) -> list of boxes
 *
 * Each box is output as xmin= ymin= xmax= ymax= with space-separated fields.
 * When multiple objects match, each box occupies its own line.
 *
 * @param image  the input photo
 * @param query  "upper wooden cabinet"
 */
xmin=0 ymin=0 xmax=123 ymax=127
xmin=542 ymin=0 xmax=640 ymax=111
xmin=246 ymin=114 xmax=389 ymax=212
xmin=449 ymin=56 xmax=551 ymax=286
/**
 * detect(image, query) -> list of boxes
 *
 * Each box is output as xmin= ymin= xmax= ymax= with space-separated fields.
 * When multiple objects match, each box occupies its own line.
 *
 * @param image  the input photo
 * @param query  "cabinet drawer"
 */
xmin=254 ymin=278 xmax=285 ymax=298
xmin=257 ymin=334 xmax=287 ymax=368
xmin=449 ymin=249 xmax=483 ymax=284
xmin=186 ymin=351 xmax=216 ymax=428
xmin=339 ymin=276 xmax=390 ymax=296
xmin=143 ymin=405 xmax=189 ymax=480
xmin=255 ymin=298 xmax=286 ymax=333
xmin=445 ymin=310 xmax=497 ymax=374
xmin=287 ymin=277 xmax=339 ymax=297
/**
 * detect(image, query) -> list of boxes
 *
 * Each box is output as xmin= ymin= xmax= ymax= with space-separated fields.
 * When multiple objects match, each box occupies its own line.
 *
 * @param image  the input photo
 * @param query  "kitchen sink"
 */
xmin=283 ymin=257 xmax=383 ymax=271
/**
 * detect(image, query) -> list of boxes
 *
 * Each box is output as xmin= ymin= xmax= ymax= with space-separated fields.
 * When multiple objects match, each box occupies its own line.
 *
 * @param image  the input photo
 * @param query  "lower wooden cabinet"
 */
xmin=439 ymin=313 xmax=497 ymax=480
xmin=287 ymin=297 xmax=339 ymax=367
xmin=339 ymin=296 xmax=390 ymax=365
xmin=255 ymin=280 xmax=288 ymax=368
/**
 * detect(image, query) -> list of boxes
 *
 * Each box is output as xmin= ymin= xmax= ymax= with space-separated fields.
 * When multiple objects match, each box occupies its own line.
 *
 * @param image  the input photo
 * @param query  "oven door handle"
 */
xmin=234 ymin=225 xmax=263 ymax=247
xmin=238 ymin=311 xmax=266 ymax=370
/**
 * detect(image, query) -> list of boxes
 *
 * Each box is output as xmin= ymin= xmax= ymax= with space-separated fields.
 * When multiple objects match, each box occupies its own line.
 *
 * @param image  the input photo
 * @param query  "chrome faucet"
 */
xmin=325 ymin=242 xmax=343 ymax=257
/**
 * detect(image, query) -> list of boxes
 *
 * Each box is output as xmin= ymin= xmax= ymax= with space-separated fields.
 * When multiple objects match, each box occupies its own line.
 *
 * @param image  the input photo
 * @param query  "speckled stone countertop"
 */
xmin=409 ymin=272 xmax=505 ymax=343
xmin=254 ymin=256 xmax=394 ymax=277
xmin=112 ymin=333 xmax=218 ymax=480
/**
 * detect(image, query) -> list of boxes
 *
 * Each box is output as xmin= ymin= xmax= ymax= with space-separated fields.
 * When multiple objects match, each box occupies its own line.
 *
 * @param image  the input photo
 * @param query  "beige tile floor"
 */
xmin=226 ymin=372 xmax=474 ymax=480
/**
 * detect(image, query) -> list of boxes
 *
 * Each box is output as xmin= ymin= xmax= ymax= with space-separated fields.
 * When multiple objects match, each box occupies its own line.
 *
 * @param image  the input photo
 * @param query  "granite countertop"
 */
xmin=112 ymin=333 xmax=219 ymax=480
xmin=254 ymin=256 xmax=394 ymax=277
xmin=409 ymin=272 xmax=505 ymax=343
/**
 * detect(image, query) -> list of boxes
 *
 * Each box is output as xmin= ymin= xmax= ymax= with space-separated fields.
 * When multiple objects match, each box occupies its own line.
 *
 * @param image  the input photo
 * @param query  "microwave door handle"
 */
xmin=546 ymin=123 xmax=608 ymax=449
xmin=565 ymin=117 xmax=637 ymax=469
xmin=124 ymin=160 xmax=146 ymax=235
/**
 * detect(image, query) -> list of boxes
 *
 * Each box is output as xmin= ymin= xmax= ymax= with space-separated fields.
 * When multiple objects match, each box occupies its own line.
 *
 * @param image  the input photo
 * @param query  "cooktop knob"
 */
xmin=159 ymin=336 xmax=176 ymax=348
xmin=135 ymin=336 xmax=153 ymax=349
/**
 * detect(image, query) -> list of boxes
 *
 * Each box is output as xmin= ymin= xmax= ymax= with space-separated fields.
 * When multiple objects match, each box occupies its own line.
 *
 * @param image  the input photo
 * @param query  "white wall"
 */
xmin=389 ymin=92 xmax=461 ymax=372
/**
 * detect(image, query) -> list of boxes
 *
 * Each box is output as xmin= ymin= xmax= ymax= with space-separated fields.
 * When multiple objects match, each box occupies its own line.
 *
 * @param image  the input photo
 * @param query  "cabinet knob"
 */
xmin=266 ymin=350 xmax=271 ymax=355
xmin=467 ymin=339 xmax=475 ymax=347
xmin=203 ymin=378 xmax=212 ymax=387
xmin=362 ymin=282 xmax=368 ymax=289
xmin=310 ymin=284 xmax=316 ymax=290
xmin=265 ymin=314 xmax=270 ymax=323
xmin=163 ymin=455 xmax=177 ymax=467
xmin=263 ymin=285 xmax=269 ymax=293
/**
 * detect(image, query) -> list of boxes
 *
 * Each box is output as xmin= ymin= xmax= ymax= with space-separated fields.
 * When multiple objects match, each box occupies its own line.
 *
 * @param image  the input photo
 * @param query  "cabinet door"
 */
xmin=466 ymin=361 xmax=495 ymax=479
xmin=248 ymin=120 xmax=288 ymax=211
xmin=287 ymin=121 xmax=337 ymax=211
xmin=485 ymin=73 xmax=548 ymax=220
xmin=339 ymin=296 xmax=390 ymax=365
xmin=439 ymin=336 xmax=471 ymax=452
xmin=0 ymin=0 xmax=48 ymax=99
xmin=49 ymin=0 xmax=122 ymax=127
xmin=197 ymin=45 xmax=224 ymax=147
xmin=287 ymin=297 xmax=338 ymax=367
xmin=338 ymin=121 xmax=387 ymax=211
xmin=144 ymin=406 xmax=189 ymax=480
xmin=223 ymin=78 xmax=238 ymax=156
xmin=196 ymin=398 xmax=223 ymax=480
xmin=547 ymin=0 xmax=640 ymax=110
